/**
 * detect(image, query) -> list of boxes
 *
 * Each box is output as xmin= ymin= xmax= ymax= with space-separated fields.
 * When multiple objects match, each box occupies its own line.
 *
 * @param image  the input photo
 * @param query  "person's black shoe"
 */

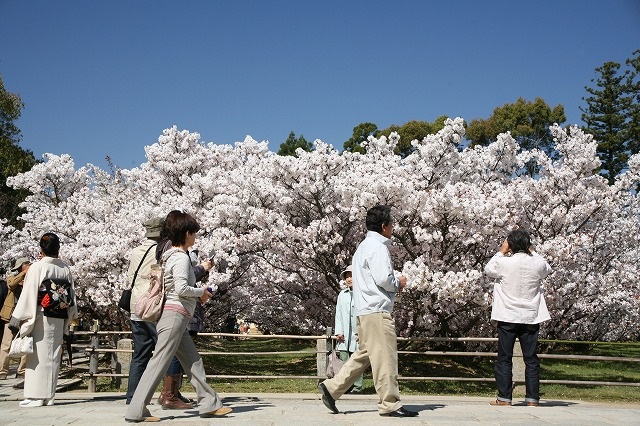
xmin=380 ymin=407 xmax=419 ymax=417
xmin=318 ymin=383 xmax=339 ymax=414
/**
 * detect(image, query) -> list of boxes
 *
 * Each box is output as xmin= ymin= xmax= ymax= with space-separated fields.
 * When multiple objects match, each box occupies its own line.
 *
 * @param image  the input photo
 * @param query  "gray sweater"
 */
xmin=163 ymin=248 xmax=205 ymax=317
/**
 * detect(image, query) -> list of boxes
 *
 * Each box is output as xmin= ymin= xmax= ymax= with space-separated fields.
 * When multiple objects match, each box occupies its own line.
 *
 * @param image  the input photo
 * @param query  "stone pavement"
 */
xmin=0 ymin=388 xmax=639 ymax=426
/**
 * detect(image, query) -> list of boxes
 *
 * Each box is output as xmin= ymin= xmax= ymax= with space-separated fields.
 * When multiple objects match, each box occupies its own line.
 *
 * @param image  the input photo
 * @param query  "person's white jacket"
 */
xmin=352 ymin=231 xmax=401 ymax=316
xmin=485 ymin=251 xmax=552 ymax=324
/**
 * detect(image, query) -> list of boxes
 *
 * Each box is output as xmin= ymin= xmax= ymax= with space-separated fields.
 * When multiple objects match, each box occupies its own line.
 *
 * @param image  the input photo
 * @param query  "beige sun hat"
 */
xmin=11 ymin=257 xmax=30 ymax=272
xmin=340 ymin=265 xmax=353 ymax=280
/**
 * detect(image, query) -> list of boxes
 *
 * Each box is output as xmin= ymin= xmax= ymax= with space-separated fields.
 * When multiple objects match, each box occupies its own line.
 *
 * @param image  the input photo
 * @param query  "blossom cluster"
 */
xmin=2 ymin=119 xmax=639 ymax=340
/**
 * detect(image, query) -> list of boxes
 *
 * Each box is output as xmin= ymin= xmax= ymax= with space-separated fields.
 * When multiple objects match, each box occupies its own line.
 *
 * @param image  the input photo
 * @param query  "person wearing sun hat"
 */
xmin=334 ymin=265 xmax=363 ymax=393
xmin=0 ymin=256 xmax=31 ymax=380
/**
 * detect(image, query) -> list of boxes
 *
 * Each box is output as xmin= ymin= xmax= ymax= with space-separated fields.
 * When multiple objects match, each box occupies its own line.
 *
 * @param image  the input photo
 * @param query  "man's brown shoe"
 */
xmin=527 ymin=401 xmax=540 ymax=407
xmin=489 ymin=399 xmax=512 ymax=406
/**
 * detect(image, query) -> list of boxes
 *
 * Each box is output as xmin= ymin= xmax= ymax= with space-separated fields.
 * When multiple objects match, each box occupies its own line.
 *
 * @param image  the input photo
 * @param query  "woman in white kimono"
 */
xmin=12 ymin=233 xmax=77 ymax=408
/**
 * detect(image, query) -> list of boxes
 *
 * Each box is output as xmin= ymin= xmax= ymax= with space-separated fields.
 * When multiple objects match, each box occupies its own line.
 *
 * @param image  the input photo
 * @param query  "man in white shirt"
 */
xmin=484 ymin=229 xmax=552 ymax=407
xmin=319 ymin=205 xmax=418 ymax=418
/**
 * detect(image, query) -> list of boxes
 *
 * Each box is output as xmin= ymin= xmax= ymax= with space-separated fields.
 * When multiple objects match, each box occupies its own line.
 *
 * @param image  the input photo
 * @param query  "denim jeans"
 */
xmin=166 ymin=355 xmax=182 ymax=375
xmin=495 ymin=321 xmax=541 ymax=403
xmin=126 ymin=320 xmax=157 ymax=404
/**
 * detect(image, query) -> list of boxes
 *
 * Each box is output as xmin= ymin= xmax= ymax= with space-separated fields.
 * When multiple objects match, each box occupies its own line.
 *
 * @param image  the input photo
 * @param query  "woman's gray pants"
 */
xmin=125 ymin=309 xmax=223 ymax=420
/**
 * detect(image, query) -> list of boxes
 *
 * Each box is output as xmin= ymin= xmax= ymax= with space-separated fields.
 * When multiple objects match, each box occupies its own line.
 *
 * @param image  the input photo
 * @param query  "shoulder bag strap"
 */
xmin=128 ymin=243 xmax=157 ymax=290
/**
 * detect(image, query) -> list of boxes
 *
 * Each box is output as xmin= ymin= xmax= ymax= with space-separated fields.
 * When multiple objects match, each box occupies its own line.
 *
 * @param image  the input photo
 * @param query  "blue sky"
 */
xmin=1 ymin=1 xmax=639 ymax=170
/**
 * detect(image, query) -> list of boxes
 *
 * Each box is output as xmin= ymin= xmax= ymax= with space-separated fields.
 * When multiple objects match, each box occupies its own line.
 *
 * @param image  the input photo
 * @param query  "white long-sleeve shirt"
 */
xmin=485 ymin=251 xmax=552 ymax=324
xmin=352 ymin=231 xmax=401 ymax=316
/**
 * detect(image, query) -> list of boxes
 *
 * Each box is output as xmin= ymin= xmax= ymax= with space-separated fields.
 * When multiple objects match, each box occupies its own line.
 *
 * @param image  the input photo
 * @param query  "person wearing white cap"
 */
xmin=0 ymin=256 xmax=31 ymax=380
xmin=334 ymin=265 xmax=363 ymax=393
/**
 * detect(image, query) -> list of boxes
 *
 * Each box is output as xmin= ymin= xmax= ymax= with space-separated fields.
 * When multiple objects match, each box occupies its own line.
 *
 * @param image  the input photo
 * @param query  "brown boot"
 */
xmin=161 ymin=374 xmax=193 ymax=410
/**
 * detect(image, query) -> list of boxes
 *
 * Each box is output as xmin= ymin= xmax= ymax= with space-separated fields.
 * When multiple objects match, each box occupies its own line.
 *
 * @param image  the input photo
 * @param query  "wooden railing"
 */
xmin=73 ymin=322 xmax=640 ymax=392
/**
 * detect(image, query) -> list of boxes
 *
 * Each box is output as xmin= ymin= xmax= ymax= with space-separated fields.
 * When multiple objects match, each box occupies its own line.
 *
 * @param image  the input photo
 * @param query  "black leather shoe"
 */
xmin=380 ymin=407 xmax=419 ymax=417
xmin=318 ymin=383 xmax=339 ymax=414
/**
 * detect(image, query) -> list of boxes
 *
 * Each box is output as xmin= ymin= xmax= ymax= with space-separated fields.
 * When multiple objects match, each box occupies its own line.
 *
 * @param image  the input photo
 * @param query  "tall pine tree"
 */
xmin=625 ymin=50 xmax=640 ymax=155
xmin=277 ymin=131 xmax=313 ymax=156
xmin=580 ymin=60 xmax=635 ymax=184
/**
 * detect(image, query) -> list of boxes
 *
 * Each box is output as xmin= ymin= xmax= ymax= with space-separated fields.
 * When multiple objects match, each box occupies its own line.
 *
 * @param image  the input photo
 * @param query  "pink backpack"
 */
xmin=134 ymin=263 xmax=164 ymax=322
xmin=134 ymin=249 xmax=180 ymax=322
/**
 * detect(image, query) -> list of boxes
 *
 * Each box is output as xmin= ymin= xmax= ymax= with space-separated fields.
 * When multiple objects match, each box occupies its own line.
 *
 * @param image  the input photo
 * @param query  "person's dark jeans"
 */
xmin=126 ymin=320 xmax=157 ymax=404
xmin=495 ymin=321 xmax=541 ymax=403
xmin=166 ymin=355 xmax=182 ymax=375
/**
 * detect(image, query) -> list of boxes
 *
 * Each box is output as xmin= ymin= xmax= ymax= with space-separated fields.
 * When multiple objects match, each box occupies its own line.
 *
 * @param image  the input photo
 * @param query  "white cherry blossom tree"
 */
xmin=2 ymin=120 xmax=638 ymax=340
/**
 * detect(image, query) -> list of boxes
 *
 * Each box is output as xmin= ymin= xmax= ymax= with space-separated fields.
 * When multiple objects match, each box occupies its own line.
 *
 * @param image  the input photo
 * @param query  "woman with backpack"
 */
xmin=125 ymin=211 xmax=232 ymax=423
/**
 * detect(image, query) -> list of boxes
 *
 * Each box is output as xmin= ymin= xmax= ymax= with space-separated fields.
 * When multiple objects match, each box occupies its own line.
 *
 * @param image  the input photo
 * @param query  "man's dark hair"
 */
xmin=507 ymin=229 xmax=531 ymax=254
xmin=163 ymin=211 xmax=200 ymax=246
xmin=366 ymin=205 xmax=392 ymax=233
xmin=40 ymin=232 xmax=61 ymax=257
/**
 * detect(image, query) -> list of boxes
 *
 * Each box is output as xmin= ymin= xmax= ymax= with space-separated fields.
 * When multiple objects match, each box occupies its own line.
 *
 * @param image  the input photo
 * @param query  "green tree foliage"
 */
xmin=0 ymin=74 xmax=37 ymax=227
xmin=466 ymin=97 xmax=566 ymax=153
xmin=277 ymin=131 xmax=313 ymax=156
xmin=378 ymin=115 xmax=450 ymax=157
xmin=344 ymin=117 xmax=450 ymax=157
xmin=466 ymin=98 xmax=566 ymax=176
xmin=343 ymin=122 xmax=378 ymax=154
xmin=580 ymin=52 xmax=639 ymax=184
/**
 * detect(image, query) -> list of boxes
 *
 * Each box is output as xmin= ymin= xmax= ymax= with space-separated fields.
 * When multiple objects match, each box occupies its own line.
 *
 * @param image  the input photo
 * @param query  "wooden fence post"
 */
xmin=316 ymin=326 xmax=332 ymax=381
xmin=88 ymin=319 xmax=99 ymax=393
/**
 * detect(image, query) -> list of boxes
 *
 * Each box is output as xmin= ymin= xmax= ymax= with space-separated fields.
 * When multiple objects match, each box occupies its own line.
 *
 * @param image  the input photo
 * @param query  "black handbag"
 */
xmin=118 ymin=243 xmax=156 ymax=312
xmin=117 ymin=289 xmax=133 ymax=311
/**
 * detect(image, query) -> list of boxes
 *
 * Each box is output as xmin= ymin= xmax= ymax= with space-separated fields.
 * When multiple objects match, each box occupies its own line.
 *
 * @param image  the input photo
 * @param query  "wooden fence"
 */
xmin=73 ymin=321 xmax=640 ymax=392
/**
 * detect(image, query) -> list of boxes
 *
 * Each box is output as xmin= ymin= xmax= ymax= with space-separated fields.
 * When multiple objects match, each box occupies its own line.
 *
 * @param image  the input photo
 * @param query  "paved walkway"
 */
xmin=1 ymin=385 xmax=639 ymax=426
